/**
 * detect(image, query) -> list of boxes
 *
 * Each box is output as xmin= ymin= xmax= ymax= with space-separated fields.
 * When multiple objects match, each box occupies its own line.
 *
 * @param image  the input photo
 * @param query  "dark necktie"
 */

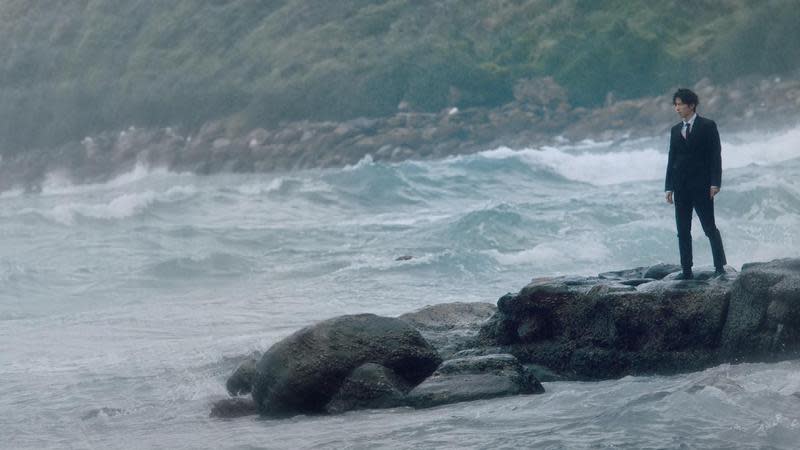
xmin=684 ymin=122 xmax=691 ymax=139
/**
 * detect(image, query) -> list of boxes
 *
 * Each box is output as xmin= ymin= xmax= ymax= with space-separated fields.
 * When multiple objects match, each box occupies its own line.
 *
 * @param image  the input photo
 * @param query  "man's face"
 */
xmin=674 ymin=99 xmax=694 ymax=120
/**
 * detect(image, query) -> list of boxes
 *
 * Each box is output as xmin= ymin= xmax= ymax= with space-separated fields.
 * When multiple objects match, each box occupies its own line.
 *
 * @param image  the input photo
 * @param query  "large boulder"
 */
xmin=251 ymin=314 xmax=441 ymax=416
xmin=406 ymin=354 xmax=544 ymax=408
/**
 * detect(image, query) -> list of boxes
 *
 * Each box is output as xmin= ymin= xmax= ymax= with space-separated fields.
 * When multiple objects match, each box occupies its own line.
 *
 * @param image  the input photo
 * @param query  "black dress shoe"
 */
xmin=675 ymin=271 xmax=693 ymax=280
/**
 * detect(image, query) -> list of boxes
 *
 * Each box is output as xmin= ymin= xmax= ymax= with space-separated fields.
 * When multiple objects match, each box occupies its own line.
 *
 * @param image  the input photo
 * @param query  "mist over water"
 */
xmin=2 ymin=125 xmax=800 ymax=449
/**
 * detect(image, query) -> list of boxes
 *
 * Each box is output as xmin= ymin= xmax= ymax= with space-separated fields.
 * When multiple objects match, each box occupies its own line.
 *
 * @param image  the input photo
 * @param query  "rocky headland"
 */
xmin=4 ymin=74 xmax=800 ymax=193
xmin=212 ymin=257 xmax=800 ymax=419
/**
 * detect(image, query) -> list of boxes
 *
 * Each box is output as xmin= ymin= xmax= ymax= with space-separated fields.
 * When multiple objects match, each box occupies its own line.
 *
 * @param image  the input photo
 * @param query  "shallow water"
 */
xmin=2 ymin=125 xmax=800 ymax=449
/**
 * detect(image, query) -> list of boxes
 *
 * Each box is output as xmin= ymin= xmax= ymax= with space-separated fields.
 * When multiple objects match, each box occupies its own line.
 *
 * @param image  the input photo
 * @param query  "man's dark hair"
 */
xmin=673 ymin=88 xmax=699 ymax=111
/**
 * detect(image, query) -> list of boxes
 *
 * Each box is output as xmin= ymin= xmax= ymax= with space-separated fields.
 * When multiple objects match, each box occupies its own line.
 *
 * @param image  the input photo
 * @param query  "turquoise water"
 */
xmin=2 ymin=126 xmax=800 ymax=449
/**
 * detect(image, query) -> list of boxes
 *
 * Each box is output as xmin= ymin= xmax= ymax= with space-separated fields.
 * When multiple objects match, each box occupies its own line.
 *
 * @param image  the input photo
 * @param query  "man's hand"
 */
xmin=666 ymin=191 xmax=673 ymax=204
xmin=710 ymin=186 xmax=720 ymax=199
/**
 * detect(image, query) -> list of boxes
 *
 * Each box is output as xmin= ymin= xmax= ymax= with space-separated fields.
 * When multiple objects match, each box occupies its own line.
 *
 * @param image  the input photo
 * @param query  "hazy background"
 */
xmin=1 ymin=0 xmax=799 ymax=156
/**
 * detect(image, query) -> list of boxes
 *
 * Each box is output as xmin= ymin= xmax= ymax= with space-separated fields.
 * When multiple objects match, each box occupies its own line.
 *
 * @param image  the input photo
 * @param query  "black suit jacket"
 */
xmin=665 ymin=115 xmax=722 ymax=192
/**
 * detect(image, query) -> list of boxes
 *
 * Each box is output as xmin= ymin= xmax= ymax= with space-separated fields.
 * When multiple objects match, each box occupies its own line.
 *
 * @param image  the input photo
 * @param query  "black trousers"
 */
xmin=674 ymin=187 xmax=727 ymax=272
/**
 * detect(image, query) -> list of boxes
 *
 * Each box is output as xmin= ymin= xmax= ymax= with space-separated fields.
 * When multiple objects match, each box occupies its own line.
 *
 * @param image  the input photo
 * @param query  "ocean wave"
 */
xmin=440 ymin=203 xmax=533 ymax=251
xmin=0 ymin=188 xmax=24 ymax=199
xmin=142 ymin=252 xmax=255 ymax=279
xmin=323 ymin=159 xmax=424 ymax=207
xmin=723 ymin=125 xmax=800 ymax=169
xmin=39 ymin=162 xmax=179 ymax=196
xmin=439 ymin=148 xmax=570 ymax=181
xmin=481 ymin=145 xmax=667 ymax=186
xmin=485 ymin=236 xmax=611 ymax=268
xmin=231 ymin=177 xmax=315 ymax=196
xmin=39 ymin=185 xmax=198 ymax=225
xmin=452 ymin=124 xmax=800 ymax=187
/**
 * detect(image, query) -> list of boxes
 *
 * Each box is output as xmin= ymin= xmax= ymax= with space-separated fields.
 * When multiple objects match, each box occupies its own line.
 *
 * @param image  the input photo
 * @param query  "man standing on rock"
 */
xmin=665 ymin=88 xmax=727 ymax=280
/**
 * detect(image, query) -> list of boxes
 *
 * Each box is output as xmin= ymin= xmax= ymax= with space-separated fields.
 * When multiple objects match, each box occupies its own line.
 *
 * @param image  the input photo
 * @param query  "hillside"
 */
xmin=1 ymin=0 xmax=799 ymax=154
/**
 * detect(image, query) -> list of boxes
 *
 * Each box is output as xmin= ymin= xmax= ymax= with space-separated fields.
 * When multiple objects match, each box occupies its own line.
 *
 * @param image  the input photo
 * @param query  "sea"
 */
xmin=2 ymin=124 xmax=800 ymax=449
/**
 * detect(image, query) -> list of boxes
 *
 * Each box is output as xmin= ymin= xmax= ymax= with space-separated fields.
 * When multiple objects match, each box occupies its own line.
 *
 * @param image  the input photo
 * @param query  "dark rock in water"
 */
xmin=399 ymin=302 xmax=497 ymax=359
xmin=81 ymin=407 xmax=125 ymax=420
xmin=325 ymin=363 xmax=410 ymax=414
xmin=251 ymin=314 xmax=441 ymax=416
xmin=210 ymin=397 xmax=258 ymax=418
xmin=395 ymin=255 xmax=414 ymax=261
xmin=406 ymin=354 xmax=544 ymax=408
xmin=479 ymin=258 xmax=800 ymax=380
xmin=226 ymin=355 xmax=259 ymax=396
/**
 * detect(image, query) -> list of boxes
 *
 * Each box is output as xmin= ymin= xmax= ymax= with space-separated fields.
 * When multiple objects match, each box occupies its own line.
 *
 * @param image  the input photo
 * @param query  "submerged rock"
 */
xmin=81 ymin=407 xmax=126 ymax=420
xmin=251 ymin=314 xmax=441 ymax=416
xmin=406 ymin=354 xmax=544 ymax=408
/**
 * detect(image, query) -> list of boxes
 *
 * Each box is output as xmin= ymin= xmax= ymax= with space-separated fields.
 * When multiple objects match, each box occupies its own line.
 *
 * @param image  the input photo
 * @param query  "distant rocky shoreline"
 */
xmin=3 ymin=74 xmax=800 ymax=193
xmin=212 ymin=257 xmax=800 ymax=419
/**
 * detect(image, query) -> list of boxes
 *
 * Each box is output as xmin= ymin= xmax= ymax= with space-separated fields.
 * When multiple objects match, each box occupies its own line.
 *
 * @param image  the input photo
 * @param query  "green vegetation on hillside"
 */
xmin=1 ymin=0 xmax=798 ymax=153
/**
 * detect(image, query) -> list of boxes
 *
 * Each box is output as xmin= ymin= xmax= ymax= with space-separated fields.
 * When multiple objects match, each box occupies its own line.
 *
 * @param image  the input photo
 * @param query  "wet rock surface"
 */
xmin=324 ymin=363 xmax=411 ymax=414
xmin=406 ymin=354 xmax=544 ymax=408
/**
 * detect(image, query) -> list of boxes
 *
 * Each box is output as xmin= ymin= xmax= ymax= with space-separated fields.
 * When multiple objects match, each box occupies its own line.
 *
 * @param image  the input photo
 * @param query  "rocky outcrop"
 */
xmin=213 ymin=257 xmax=800 ymax=419
xmin=250 ymin=314 xmax=441 ymax=416
xmin=479 ymin=259 xmax=800 ymax=379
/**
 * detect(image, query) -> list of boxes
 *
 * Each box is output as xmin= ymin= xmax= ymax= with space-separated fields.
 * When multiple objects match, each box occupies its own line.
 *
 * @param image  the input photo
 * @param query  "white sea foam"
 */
xmin=49 ymin=191 xmax=158 ymax=224
xmin=39 ymin=162 xmax=178 ymax=196
xmin=486 ymin=237 xmax=611 ymax=267
xmin=235 ymin=177 xmax=286 ymax=195
xmin=723 ymin=125 xmax=800 ymax=169
xmin=518 ymin=146 xmax=665 ymax=185
xmin=471 ymin=123 xmax=800 ymax=186
xmin=0 ymin=188 xmax=24 ymax=199
xmin=343 ymin=153 xmax=375 ymax=171
xmin=43 ymin=185 xmax=197 ymax=225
